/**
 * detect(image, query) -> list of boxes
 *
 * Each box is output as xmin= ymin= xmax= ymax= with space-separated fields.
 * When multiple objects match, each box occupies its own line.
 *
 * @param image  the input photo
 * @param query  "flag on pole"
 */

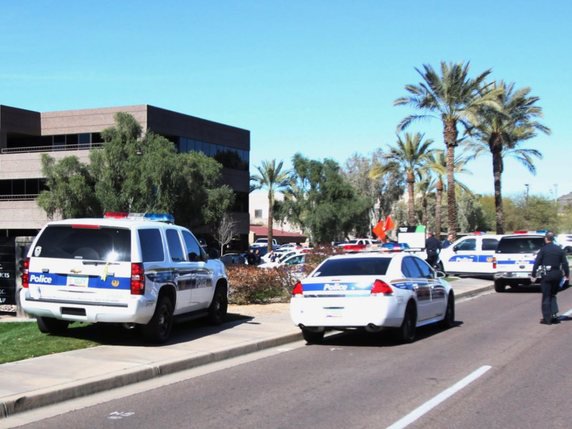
xmin=373 ymin=215 xmax=394 ymax=240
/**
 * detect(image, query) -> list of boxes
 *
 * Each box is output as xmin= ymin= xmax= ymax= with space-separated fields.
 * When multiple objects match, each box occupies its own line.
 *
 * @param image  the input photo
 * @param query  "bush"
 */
xmin=227 ymin=265 xmax=293 ymax=304
xmin=226 ymin=246 xmax=339 ymax=305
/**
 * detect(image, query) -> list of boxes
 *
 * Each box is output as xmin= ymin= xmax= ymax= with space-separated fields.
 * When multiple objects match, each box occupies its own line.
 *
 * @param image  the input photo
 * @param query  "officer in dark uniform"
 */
xmin=425 ymin=231 xmax=442 ymax=269
xmin=532 ymin=232 xmax=570 ymax=325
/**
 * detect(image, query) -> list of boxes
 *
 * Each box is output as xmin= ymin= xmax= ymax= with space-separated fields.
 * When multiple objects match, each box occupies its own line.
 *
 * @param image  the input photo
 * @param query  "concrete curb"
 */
xmin=0 ymin=331 xmax=302 ymax=418
xmin=455 ymin=284 xmax=494 ymax=300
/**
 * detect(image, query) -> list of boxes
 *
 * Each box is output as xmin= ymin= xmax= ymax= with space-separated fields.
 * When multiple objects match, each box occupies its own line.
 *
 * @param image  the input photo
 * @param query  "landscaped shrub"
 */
xmin=226 ymin=246 xmax=339 ymax=305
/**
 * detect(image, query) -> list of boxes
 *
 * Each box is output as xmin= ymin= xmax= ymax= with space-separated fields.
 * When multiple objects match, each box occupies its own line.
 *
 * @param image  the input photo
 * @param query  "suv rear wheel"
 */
xmin=494 ymin=280 xmax=506 ymax=293
xmin=208 ymin=285 xmax=228 ymax=325
xmin=37 ymin=316 xmax=69 ymax=335
xmin=142 ymin=295 xmax=174 ymax=343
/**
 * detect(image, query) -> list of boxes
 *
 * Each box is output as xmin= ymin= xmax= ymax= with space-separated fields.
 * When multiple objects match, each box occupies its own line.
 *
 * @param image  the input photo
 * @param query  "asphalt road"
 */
xmin=10 ymin=287 xmax=572 ymax=429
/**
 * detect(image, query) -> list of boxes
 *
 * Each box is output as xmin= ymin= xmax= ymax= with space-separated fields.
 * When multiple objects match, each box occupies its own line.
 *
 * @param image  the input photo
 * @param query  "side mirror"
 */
xmin=435 ymin=270 xmax=446 ymax=278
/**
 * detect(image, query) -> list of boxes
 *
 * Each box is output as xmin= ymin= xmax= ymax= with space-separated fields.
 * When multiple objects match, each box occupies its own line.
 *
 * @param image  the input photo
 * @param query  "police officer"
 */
xmin=532 ymin=232 xmax=570 ymax=325
xmin=425 ymin=231 xmax=442 ymax=269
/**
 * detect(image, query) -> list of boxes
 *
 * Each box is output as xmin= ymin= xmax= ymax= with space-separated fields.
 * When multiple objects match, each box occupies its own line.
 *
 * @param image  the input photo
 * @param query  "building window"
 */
xmin=254 ymin=209 xmax=263 ymax=219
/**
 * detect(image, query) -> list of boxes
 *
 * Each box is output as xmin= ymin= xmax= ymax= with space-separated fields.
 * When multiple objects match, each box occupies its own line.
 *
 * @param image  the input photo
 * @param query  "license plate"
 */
xmin=67 ymin=275 xmax=89 ymax=287
xmin=516 ymin=272 xmax=529 ymax=278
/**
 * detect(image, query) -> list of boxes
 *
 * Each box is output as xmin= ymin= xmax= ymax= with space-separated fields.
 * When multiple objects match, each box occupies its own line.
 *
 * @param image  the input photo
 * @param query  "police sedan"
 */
xmin=290 ymin=252 xmax=455 ymax=344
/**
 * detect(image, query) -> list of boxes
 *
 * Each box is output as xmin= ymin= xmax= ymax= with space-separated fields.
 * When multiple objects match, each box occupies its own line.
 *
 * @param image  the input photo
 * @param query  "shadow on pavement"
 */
xmin=309 ymin=320 xmax=465 ymax=348
xmin=56 ymin=312 xmax=255 ymax=347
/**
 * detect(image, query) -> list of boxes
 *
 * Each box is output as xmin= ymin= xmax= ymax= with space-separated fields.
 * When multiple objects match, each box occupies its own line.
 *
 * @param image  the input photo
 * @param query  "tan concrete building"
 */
xmin=0 ymin=104 xmax=250 ymax=238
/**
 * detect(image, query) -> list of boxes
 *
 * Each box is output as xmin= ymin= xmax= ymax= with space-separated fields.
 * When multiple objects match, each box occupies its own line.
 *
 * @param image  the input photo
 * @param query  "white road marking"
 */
xmin=386 ymin=365 xmax=492 ymax=429
xmin=562 ymin=308 xmax=572 ymax=317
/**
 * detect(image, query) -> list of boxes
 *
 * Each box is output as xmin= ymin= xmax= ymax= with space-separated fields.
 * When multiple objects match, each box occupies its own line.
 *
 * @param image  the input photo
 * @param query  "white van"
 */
xmin=20 ymin=212 xmax=229 ymax=343
xmin=440 ymin=234 xmax=504 ymax=277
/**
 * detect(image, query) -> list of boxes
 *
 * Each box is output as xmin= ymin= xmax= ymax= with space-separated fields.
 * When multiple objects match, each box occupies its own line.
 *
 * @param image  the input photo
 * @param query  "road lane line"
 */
xmin=386 ymin=365 xmax=492 ymax=429
xmin=562 ymin=308 xmax=572 ymax=317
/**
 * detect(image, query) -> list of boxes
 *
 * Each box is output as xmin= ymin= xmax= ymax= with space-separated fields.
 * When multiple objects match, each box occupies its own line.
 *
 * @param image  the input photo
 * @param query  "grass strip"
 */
xmin=0 ymin=322 xmax=98 ymax=364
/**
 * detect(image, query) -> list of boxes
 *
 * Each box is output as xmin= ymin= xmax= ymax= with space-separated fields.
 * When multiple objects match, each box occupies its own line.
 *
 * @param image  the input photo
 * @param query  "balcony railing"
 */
xmin=0 ymin=194 xmax=39 ymax=201
xmin=0 ymin=142 xmax=104 ymax=154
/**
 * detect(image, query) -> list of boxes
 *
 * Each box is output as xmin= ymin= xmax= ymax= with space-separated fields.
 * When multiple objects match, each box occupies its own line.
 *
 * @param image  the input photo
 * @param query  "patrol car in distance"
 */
xmin=290 ymin=252 xmax=455 ymax=344
xmin=493 ymin=233 xmax=545 ymax=292
xmin=439 ymin=234 xmax=504 ymax=278
xmin=20 ymin=212 xmax=229 ymax=343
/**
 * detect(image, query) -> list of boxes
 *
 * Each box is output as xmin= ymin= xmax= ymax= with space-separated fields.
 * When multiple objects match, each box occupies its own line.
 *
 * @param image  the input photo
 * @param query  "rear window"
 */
xmin=496 ymin=237 xmax=544 ymax=254
xmin=33 ymin=225 xmax=131 ymax=261
xmin=314 ymin=257 xmax=390 ymax=277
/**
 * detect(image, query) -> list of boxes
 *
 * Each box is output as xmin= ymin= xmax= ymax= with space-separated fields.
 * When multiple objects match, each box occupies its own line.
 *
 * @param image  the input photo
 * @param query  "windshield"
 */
xmin=313 ymin=257 xmax=390 ymax=277
xmin=33 ymin=225 xmax=131 ymax=262
xmin=496 ymin=237 xmax=544 ymax=254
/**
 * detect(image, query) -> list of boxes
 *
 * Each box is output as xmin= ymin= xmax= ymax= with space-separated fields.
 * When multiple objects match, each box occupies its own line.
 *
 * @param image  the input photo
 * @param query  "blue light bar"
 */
xmin=143 ymin=213 xmax=175 ymax=223
xmin=126 ymin=213 xmax=175 ymax=223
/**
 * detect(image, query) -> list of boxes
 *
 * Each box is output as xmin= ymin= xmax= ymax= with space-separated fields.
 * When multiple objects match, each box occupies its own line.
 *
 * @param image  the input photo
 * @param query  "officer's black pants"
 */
xmin=540 ymin=271 xmax=560 ymax=322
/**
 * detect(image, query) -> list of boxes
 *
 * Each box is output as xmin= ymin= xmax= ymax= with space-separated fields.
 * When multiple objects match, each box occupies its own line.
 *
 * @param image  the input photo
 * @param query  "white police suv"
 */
xmin=493 ymin=233 xmax=545 ymax=292
xmin=20 ymin=212 xmax=229 ymax=343
xmin=290 ymin=252 xmax=454 ymax=344
xmin=439 ymin=234 xmax=504 ymax=277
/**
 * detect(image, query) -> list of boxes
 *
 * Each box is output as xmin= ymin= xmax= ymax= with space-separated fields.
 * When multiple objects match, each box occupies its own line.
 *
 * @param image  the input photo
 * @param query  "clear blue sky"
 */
xmin=1 ymin=1 xmax=570 ymax=198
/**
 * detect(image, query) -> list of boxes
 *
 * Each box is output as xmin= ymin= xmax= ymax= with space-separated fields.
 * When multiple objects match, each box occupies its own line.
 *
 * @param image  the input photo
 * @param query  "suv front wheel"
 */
xmin=208 ymin=285 xmax=228 ymax=325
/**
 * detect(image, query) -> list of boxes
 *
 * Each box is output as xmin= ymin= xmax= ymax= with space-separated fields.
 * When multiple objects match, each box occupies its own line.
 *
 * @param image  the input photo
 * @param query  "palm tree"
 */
xmin=395 ymin=61 xmax=501 ymax=238
xmin=424 ymin=150 xmax=473 ymax=236
xmin=468 ymin=82 xmax=550 ymax=234
xmin=250 ymin=160 xmax=290 ymax=252
xmin=372 ymin=132 xmax=434 ymax=226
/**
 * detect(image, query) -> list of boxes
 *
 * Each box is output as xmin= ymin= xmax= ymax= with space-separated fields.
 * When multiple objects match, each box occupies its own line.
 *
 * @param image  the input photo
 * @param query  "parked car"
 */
xmin=290 ymin=252 xmax=454 ymax=344
xmin=438 ymin=234 xmax=504 ymax=277
xmin=556 ymin=233 xmax=572 ymax=254
xmin=20 ymin=212 xmax=229 ymax=343
xmin=493 ymin=233 xmax=545 ymax=292
xmin=220 ymin=253 xmax=246 ymax=266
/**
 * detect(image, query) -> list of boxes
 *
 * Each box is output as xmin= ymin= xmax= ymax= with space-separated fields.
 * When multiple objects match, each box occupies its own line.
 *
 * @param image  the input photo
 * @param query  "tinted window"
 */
xmin=482 ymin=238 xmax=499 ymax=251
xmin=402 ymin=257 xmax=423 ymax=278
xmin=138 ymin=229 xmax=164 ymax=262
xmin=456 ymin=238 xmax=476 ymax=251
xmin=166 ymin=229 xmax=184 ymax=262
xmin=314 ymin=258 xmax=390 ymax=277
xmin=34 ymin=225 xmax=131 ymax=261
xmin=412 ymin=257 xmax=433 ymax=278
xmin=496 ymin=237 xmax=545 ymax=253
xmin=182 ymin=230 xmax=202 ymax=261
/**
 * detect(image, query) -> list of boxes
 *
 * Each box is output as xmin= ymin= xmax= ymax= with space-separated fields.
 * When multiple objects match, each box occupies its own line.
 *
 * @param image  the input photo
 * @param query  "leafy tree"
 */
xmin=342 ymin=151 xmax=404 ymax=237
xmin=38 ymin=112 xmax=233 ymax=230
xmin=372 ymin=132 xmax=434 ymax=226
xmin=176 ymin=151 xmax=235 ymax=228
xmin=278 ymin=154 xmax=370 ymax=244
xmin=468 ymin=81 xmax=550 ymax=234
xmin=250 ymin=160 xmax=290 ymax=252
xmin=37 ymin=154 xmax=101 ymax=219
xmin=395 ymin=61 xmax=501 ymax=238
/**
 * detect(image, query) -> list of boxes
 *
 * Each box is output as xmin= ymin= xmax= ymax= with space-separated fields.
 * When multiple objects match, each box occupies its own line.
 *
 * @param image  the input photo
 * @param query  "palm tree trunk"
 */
xmin=267 ymin=190 xmax=274 ymax=253
xmin=444 ymin=119 xmax=458 ymax=238
xmin=407 ymin=171 xmax=415 ymax=225
xmin=491 ymin=136 xmax=505 ymax=234
xmin=435 ymin=179 xmax=443 ymax=236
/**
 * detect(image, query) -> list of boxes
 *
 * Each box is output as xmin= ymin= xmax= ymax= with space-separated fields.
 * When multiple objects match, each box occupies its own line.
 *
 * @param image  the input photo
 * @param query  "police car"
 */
xmin=20 ymin=212 xmax=229 ymax=343
xmin=493 ymin=233 xmax=545 ymax=292
xmin=290 ymin=252 xmax=455 ymax=344
xmin=439 ymin=234 xmax=504 ymax=277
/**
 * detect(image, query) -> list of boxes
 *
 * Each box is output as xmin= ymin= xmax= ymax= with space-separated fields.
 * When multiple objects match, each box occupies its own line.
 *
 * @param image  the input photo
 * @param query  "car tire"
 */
xmin=494 ymin=280 xmax=506 ymax=293
xmin=301 ymin=328 xmax=324 ymax=344
xmin=441 ymin=293 xmax=455 ymax=329
xmin=399 ymin=302 xmax=417 ymax=343
xmin=36 ymin=316 xmax=69 ymax=335
xmin=207 ymin=285 xmax=228 ymax=325
xmin=142 ymin=295 xmax=174 ymax=344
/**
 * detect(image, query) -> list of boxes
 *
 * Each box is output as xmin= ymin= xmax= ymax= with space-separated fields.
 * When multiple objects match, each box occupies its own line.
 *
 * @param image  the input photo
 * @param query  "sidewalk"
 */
xmin=0 ymin=278 xmax=492 ymax=418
